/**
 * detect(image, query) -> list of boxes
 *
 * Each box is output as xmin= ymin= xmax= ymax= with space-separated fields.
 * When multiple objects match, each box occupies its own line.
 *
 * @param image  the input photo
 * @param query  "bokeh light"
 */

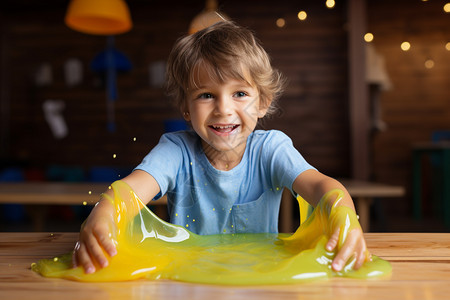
xmin=401 ymin=41 xmax=411 ymax=51
xmin=297 ymin=11 xmax=307 ymax=21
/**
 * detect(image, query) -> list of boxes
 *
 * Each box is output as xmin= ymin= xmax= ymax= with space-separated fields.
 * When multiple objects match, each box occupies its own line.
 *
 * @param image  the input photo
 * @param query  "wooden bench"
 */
xmin=0 ymin=179 xmax=404 ymax=232
xmin=280 ymin=179 xmax=405 ymax=232
xmin=0 ymin=182 xmax=167 ymax=231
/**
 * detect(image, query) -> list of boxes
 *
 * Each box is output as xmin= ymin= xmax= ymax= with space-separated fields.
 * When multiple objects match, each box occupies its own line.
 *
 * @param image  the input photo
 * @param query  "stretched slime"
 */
xmin=32 ymin=181 xmax=391 ymax=284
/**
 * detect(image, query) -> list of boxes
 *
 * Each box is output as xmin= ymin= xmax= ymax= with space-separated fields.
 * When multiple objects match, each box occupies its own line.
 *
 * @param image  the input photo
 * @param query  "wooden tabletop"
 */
xmin=339 ymin=179 xmax=405 ymax=198
xmin=0 ymin=180 xmax=403 ymax=205
xmin=0 ymin=180 xmax=405 ymax=232
xmin=0 ymin=232 xmax=449 ymax=300
xmin=0 ymin=182 xmax=167 ymax=206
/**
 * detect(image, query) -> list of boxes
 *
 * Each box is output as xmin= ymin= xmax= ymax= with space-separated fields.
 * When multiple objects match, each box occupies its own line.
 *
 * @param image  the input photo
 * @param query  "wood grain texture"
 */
xmin=1 ymin=233 xmax=449 ymax=300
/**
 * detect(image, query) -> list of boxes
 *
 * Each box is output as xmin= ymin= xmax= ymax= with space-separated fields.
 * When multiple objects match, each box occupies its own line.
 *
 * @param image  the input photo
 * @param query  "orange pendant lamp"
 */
xmin=65 ymin=0 xmax=132 ymax=35
xmin=188 ymin=0 xmax=228 ymax=34
xmin=64 ymin=0 xmax=133 ymax=132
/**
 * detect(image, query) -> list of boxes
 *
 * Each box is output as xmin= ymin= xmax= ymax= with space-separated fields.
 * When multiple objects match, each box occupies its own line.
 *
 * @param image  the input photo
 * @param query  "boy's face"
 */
xmin=184 ymin=65 xmax=268 ymax=161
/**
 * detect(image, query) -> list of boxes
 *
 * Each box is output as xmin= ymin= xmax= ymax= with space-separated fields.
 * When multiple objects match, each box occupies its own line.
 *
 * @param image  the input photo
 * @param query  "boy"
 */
xmin=73 ymin=21 xmax=369 ymax=275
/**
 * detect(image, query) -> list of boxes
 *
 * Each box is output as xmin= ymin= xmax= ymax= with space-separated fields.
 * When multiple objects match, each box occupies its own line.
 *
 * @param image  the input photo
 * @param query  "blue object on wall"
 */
xmin=88 ymin=166 xmax=132 ymax=182
xmin=91 ymin=36 xmax=132 ymax=133
xmin=164 ymin=119 xmax=188 ymax=133
xmin=0 ymin=167 xmax=26 ymax=222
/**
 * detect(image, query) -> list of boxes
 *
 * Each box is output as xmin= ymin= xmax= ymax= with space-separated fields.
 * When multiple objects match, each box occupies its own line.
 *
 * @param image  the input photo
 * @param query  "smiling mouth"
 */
xmin=209 ymin=124 xmax=240 ymax=134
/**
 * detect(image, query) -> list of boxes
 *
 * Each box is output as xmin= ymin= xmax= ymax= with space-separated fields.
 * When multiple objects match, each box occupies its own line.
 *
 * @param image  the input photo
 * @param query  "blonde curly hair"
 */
xmin=166 ymin=21 xmax=285 ymax=116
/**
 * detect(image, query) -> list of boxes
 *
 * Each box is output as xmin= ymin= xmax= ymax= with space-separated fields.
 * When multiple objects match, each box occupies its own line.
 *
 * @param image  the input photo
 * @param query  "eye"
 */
xmin=234 ymin=91 xmax=248 ymax=98
xmin=198 ymin=93 xmax=214 ymax=99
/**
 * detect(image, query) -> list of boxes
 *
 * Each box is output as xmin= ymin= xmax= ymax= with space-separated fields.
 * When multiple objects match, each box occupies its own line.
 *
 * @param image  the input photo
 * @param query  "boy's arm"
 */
xmin=73 ymin=170 xmax=160 ymax=273
xmin=292 ymin=169 xmax=369 ymax=271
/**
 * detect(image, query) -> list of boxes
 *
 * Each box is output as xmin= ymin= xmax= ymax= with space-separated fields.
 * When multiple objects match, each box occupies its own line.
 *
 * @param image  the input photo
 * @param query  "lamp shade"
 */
xmin=188 ymin=0 xmax=228 ymax=34
xmin=65 ymin=0 xmax=132 ymax=35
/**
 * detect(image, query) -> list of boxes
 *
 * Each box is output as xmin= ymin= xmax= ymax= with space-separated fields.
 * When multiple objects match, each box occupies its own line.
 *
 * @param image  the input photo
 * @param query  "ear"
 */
xmin=257 ymin=98 xmax=271 ymax=118
xmin=182 ymin=111 xmax=191 ymax=121
xmin=257 ymin=106 xmax=268 ymax=118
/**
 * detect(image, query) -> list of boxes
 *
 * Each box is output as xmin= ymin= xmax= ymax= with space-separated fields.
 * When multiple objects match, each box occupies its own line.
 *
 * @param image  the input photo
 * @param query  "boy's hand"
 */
xmin=292 ymin=171 xmax=372 ymax=272
xmin=72 ymin=199 xmax=117 ymax=274
xmin=317 ymin=189 xmax=371 ymax=272
xmin=326 ymin=226 xmax=370 ymax=272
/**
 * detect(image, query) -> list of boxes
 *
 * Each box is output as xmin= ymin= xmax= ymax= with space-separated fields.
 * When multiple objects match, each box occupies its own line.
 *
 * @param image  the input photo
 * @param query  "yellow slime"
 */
xmin=32 ymin=181 xmax=391 ymax=285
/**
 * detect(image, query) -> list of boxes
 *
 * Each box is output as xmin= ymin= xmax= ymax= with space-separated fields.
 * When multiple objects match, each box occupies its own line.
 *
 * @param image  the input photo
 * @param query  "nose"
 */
xmin=214 ymin=96 xmax=233 ymax=116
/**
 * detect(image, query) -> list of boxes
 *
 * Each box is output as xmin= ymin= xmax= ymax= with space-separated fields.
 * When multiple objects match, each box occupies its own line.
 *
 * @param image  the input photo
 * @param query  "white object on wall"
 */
xmin=64 ymin=58 xmax=83 ymax=87
xmin=366 ymin=44 xmax=392 ymax=91
xmin=42 ymin=99 xmax=68 ymax=139
xmin=34 ymin=63 xmax=53 ymax=87
xmin=148 ymin=60 xmax=166 ymax=88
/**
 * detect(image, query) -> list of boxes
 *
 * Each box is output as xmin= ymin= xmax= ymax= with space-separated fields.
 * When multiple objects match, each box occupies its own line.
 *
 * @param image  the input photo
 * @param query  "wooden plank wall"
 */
xmin=367 ymin=0 xmax=450 ymax=216
xmin=0 ymin=0 xmax=350 ymax=178
xmin=2 ymin=0 xmax=448 ymax=222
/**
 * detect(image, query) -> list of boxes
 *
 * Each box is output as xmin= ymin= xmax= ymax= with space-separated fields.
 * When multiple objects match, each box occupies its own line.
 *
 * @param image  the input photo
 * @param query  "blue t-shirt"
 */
xmin=135 ymin=129 xmax=315 ymax=235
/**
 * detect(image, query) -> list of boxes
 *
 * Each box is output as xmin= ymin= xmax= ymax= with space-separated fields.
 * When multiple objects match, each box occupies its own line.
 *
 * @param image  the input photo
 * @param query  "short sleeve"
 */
xmin=134 ymin=133 xmax=184 ymax=198
xmin=261 ymin=131 xmax=316 ymax=193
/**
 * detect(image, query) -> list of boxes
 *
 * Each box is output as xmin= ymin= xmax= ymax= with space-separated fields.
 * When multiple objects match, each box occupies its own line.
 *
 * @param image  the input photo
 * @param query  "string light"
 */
xmin=444 ymin=3 xmax=450 ymax=13
xmin=424 ymin=59 xmax=435 ymax=69
xmin=326 ymin=0 xmax=335 ymax=9
xmin=446 ymin=42 xmax=450 ymax=51
xmin=364 ymin=33 xmax=374 ymax=42
xmin=401 ymin=41 xmax=411 ymax=51
xmin=297 ymin=11 xmax=307 ymax=21
xmin=276 ymin=18 xmax=286 ymax=28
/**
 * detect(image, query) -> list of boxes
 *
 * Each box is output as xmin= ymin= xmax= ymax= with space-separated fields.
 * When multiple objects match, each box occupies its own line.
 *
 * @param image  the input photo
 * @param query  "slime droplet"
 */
xmin=32 ymin=181 xmax=392 ymax=285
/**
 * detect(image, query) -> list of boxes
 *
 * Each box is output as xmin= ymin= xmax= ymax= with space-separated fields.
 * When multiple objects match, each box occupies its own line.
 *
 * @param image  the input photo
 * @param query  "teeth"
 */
xmin=213 ymin=125 xmax=235 ymax=129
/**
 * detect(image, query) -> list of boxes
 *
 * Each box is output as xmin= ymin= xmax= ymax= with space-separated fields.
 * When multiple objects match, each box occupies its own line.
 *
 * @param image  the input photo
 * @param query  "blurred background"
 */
xmin=0 ymin=0 xmax=449 ymax=232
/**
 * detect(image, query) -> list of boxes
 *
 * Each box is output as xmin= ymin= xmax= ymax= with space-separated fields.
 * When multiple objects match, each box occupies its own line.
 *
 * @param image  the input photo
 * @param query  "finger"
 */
xmin=326 ymin=227 xmax=341 ymax=251
xmin=72 ymin=242 xmax=80 ymax=268
xmin=354 ymin=248 xmax=367 ymax=270
xmin=331 ymin=233 xmax=358 ymax=272
xmin=96 ymin=231 xmax=117 ymax=257
xmin=84 ymin=232 xmax=110 ymax=269
xmin=354 ymin=242 xmax=370 ymax=270
xmin=76 ymin=242 xmax=96 ymax=274
xmin=326 ymin=227 xmax=340 ymax=251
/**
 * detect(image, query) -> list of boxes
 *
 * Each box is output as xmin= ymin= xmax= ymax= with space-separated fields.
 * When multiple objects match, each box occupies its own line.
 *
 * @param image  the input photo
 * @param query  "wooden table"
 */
xmin=0 ymin=182 xmax=168 ymax=206
xmin=1 ymin=180 xmax=404 ymax=232
xmin=0 ymin=182 xmax=167 ymax=231
xmin=339 ymin=179 xmax=405 ymax=232
xmin=280 ymin=179 xmax=405 ymax=233
xmin=0 ymin=232 xmax=449 ymax=300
